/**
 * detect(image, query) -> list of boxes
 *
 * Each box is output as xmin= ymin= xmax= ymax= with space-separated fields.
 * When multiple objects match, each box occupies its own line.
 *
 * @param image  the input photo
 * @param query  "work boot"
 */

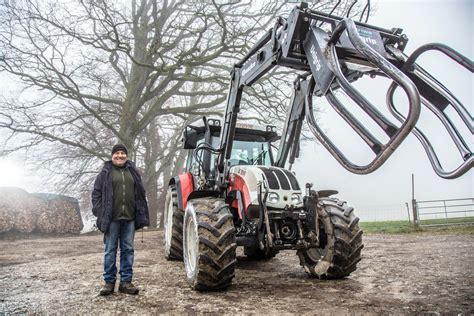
xmin=99 ymin=282 xmax=115 ymax=296
xmin=119 ymin=282 xmax=139 ymax=295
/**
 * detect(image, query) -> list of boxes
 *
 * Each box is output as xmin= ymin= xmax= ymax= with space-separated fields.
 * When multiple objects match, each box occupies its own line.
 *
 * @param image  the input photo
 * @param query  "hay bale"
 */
xmin=32 ymin=193 xmax=83 ymax=234
xmin=0 ymin=187 xmax=43 ymax=233
xmin=13 ymin=210 xmax=37 ymax=233
xmin=0 ymin=207 xmax=15 ymax=233
xmin=62 ymin=202 xmax=82 ymax=233
xmin=0 ymin=188 xmax=83 ymax=235
xmin=36 ymin=209 xmax=57 ymax=234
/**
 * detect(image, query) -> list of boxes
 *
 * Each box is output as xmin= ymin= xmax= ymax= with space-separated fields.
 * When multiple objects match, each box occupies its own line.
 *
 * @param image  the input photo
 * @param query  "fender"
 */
xmin=227 ymin=173 xmax=252 ymax=218
xmin=169 ymin=173 xmax=194 ymax=211
xmin=227 ymin=189 xmax=246 ymax=220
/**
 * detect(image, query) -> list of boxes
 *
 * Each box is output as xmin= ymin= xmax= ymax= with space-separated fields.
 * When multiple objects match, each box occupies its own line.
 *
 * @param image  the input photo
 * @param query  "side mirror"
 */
xmin=183 ymin=127 xmax=198 ymax=149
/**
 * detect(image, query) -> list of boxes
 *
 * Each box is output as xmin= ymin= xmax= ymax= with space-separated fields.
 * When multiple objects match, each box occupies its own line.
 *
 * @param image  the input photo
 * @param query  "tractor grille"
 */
xmin=259 ymin=167 xmax=300 ymax=191
xmin=259 ymin=167 xmax=279 ymax=189
xmin=283 ymin=169 xmax=300 ymax=190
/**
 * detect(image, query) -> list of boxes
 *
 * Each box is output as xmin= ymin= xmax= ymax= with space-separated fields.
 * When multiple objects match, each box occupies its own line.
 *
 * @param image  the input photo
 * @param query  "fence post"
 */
xmin=411 ymin=173 xmax=419 ymax=228
xmin=412 ymin=199 xmax=419 ymax=228
xmin=443 ymin=200 xmax=448 ymax=219
xmin=405 ymin=202 xmax=411 ymax=225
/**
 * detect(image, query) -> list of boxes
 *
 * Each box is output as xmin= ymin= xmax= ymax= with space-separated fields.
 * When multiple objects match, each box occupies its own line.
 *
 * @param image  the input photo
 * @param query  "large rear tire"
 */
xmin=297 ymin=198 xmax=363 ymax=279
xmin=163 ymin=186 xmax=184 ymax=260
xmin=183 ymin=197 xmax=237 ymax=291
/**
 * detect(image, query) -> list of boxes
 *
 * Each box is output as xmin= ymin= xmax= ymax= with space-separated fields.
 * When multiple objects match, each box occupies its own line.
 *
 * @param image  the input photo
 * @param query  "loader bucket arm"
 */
xmin=386 ymin=43 xmax=473 ymax=178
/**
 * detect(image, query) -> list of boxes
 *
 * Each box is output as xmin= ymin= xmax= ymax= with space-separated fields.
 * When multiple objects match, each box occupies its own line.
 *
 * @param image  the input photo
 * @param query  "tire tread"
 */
xmin=298 ymin=198 xmax=363 ymax=279
xmin=185 ymin=197 xmax=236 ymax=291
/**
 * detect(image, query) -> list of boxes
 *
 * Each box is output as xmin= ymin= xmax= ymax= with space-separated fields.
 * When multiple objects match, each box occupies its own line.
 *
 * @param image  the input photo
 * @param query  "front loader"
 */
xmin=163 ymin=2 xmax=473 ymax=291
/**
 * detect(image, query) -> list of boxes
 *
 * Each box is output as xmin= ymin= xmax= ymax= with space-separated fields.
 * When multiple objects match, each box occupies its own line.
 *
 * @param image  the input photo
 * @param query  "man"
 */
xmin=92 ymin=144 xmax=150 ymax=296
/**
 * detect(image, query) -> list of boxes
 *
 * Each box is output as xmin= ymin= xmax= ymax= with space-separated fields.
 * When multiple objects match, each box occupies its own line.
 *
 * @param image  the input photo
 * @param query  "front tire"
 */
xmin=163 ymin=186 xmax=184 ymax=260
xmin=183 ymin=197 xmax=237 ymax=291
xmin=297 ymin=198 xmax=363 ymax=279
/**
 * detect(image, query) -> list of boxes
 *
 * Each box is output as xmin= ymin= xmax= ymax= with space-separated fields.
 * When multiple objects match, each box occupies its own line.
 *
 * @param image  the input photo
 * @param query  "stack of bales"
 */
xmin=0 ymin=187 xmax=83 ymax=234
xmin=0 ymin=187 xmax=42 ymax=233
xmin=33 ymin=193 xmax=83 ymax=234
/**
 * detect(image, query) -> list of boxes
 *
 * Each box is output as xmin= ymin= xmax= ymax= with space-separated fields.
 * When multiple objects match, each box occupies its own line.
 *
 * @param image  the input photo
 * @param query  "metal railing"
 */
xmin=415 ymin=198 xmax=474 ymax=227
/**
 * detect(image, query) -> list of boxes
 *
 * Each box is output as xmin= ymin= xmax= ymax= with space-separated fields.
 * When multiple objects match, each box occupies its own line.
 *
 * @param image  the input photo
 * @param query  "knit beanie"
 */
xmin=111 ymin=144 xmax=128 ymax=156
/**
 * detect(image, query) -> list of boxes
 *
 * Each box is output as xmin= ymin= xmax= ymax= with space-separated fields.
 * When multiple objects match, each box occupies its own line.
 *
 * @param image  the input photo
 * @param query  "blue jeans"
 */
xmin=103 ymin=220 xmax=135 ymax=283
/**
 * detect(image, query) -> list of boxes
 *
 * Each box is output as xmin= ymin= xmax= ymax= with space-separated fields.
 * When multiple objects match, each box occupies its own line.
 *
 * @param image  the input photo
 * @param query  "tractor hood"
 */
xmin=228 ymin=165 xmax=303 ymax=209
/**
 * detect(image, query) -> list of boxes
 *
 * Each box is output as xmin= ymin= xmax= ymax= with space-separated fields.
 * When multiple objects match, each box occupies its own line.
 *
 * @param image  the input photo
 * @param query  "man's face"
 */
xmin=112 ymin=150 xmax=127 ymax=167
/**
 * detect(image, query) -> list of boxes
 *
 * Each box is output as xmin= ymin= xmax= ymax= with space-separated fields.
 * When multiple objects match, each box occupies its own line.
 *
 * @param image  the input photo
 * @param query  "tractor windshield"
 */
xmin=228 ymin=139 xmax=271 ymax=167
xmin=185 ymin=133 xmax=273 ymax=176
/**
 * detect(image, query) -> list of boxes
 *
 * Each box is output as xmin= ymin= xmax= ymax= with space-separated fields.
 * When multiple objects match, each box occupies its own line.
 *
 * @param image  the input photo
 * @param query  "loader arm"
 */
xmin=216 ymin=2 xmax=472 ymax=185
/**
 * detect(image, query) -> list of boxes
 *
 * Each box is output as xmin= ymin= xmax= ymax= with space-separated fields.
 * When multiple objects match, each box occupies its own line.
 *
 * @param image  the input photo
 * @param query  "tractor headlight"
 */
xmin=267 ymin=192 xmax=279 ymax=204
xmin=291 ymin=193 xmax=302 ymax=205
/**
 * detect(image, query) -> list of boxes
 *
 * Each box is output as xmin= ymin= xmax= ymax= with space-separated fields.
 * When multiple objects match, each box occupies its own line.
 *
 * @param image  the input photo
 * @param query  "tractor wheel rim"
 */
xmin=165 ymin=196 xmax=173 ymax=250
xmin=185 ymin=214 xmax=198 ymax=274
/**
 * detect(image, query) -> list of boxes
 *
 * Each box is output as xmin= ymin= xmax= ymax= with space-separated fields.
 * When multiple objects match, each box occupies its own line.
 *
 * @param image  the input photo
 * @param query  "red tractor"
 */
xmin=163 ymin=2 xmax=472 ymax=291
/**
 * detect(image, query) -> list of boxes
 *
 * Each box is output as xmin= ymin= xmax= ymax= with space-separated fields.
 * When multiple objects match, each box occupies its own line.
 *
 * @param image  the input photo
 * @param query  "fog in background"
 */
xmin=0 ymin=0 xmax=472 ymax=221
xmin=293 ymin=0 xmax=473 ymax=220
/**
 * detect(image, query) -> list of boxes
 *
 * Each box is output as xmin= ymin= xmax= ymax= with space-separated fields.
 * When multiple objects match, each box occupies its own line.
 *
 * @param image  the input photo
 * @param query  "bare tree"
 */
xmin=0 ymin=0 xmax=289 ymax=226
xmin=0 ymin=0 xmax=370 ymax=227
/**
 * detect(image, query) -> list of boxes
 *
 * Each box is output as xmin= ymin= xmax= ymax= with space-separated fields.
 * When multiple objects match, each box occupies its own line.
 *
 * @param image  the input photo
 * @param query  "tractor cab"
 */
xmin=183 ymin=118 xmax=279 ymax=177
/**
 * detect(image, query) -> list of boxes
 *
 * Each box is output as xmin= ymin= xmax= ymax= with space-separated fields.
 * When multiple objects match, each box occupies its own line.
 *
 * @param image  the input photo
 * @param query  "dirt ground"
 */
xmin=0 ymin=230 xmax=473 ymax=314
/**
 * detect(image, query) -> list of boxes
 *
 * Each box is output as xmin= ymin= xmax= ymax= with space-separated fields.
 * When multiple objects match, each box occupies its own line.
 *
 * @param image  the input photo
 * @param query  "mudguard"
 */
xmin=169 ymin=173 xmax=194 ymax=211
xmin=227 ymin=175 xmax=251 ymax=219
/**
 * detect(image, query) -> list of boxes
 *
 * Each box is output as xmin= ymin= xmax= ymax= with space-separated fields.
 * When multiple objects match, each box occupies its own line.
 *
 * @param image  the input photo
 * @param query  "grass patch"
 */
xmin=360 ymin=220 xmax=414 ymax=234
xmin=418 ymin=216 xmax=474 ymax=226
xmin=360 ymin=218 xmax=474 ymax=234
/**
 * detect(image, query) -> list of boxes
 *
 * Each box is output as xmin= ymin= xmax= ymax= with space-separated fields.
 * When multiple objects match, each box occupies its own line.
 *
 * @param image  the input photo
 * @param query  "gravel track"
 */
xmin=0 ymin=230 xmax=473 ymax=314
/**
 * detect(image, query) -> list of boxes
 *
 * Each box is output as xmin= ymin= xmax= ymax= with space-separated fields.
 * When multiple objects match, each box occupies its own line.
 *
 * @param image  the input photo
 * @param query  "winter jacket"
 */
xmin=91 ymin=160 xmax=150 ymax=233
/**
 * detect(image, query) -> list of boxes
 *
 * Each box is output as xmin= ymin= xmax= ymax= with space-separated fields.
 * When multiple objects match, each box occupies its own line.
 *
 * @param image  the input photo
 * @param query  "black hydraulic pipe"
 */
xmin=275 ymin=78 xmax=307 ymax=168
xmin=288 ymin=119 xmax=303 ymax=166
xmin=346 ymin=0 xmax=358 ymax=18
xmin=359 ymin=0 xmax=370 ymax=23
xmin=318 ymin=0 xmax=341 ymax=28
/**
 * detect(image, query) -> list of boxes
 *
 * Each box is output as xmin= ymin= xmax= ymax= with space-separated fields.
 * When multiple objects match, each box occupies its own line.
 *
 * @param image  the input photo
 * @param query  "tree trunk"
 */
xmin=144 ymin=176 xmax=159 ymax=228
xmin=157 ymin=149 xmax=187 ymax=228
xmin=156 ymin=187 xmax=167 ymax=229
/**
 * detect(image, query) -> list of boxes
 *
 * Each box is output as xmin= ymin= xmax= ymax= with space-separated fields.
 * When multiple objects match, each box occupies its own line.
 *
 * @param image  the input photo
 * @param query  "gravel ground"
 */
xmin=0 ymin=230 xmax=473 ymax=314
